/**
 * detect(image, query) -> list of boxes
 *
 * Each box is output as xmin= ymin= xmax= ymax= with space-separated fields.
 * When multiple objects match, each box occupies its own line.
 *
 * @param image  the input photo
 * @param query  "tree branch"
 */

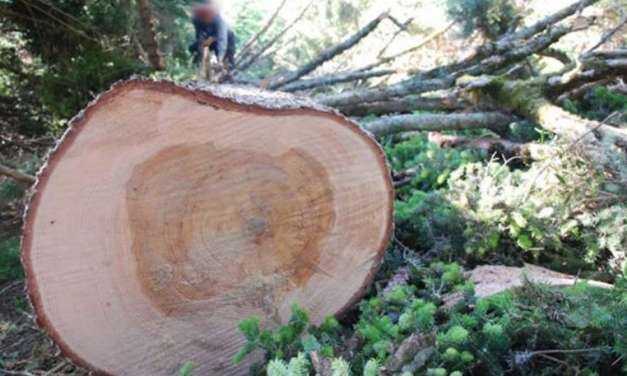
xmin=268 ymin=13 xmax=389 ymax=89
xmin=361 ymin=112 xmax=514 ymax=137
xmin=317 ymin=77 xmax=454 ymax=107
xmin=235 ymin=0 xmax=288 ymax=63
xmin=337 ymin=94 xmax=467 ymax=116
xmin=236 ymin=0 xmax=315 ymax=72
xmin=0 ymin=163 xmax=35 ymax=185
xmin=280 ymin=68 xmax=394 ymax=92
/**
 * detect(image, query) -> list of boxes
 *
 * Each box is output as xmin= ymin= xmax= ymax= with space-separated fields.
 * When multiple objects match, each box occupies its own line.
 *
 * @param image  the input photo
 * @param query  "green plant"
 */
xmin=234 ymin=304 xmax=343 ymax=374
xmin=396 ymin=148 xmax=625 ymax=278
xmin=266 ymin=353 xmax=310 ymax=376
xmin=563 ymin=86 xmax=627 ymax=122
xmin=446 ymin=0 xmax=523 ymax=40
xmin=0 ymin=237 xmax=23 ymax=283
xmin=178 ymin=361 xmax=195 ymax=376
xmin=385 ymin=135 xmax=482 ymax=197
xmin=235 ymin=262 xmax=626 ymax=375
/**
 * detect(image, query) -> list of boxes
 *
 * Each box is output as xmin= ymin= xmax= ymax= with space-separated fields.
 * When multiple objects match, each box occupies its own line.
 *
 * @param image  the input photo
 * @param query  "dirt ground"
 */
xmin=0 ymin=280 xmax=87 ymax=375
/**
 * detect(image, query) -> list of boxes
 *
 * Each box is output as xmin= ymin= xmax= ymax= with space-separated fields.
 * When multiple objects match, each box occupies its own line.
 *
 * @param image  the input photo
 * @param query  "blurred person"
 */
xmin=189 ymin=0 xmax=237 ymax=70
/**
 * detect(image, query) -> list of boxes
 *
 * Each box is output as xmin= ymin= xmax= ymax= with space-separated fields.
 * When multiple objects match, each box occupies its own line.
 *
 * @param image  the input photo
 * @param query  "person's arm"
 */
xmin=214 ymin=16 xmax=229 ymax=62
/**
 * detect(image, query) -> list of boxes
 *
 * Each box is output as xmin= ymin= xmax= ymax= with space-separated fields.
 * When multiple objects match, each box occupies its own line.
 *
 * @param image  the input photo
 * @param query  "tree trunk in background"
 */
xmin=22 ymin=79 xmax=393 ymax=375
xmin=136 ymin=0 xmax=165 ymax=70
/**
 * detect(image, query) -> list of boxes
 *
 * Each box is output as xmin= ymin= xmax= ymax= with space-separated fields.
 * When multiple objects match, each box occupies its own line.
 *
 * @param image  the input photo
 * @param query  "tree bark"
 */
xmin=136 ymin=0 xmax=164 ymax=70
xmin=317 ymin=77 xmax=454 ymax=107
xmin=338 ymin=95 xmax=467 ymax=117
xmin=362 ymin=112 xmax=514 ymax=137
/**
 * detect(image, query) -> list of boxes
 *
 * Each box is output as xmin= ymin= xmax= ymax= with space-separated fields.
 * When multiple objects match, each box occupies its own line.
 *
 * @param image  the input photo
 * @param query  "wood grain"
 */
xmin=22 ymin=79 xmax=393 ymax=375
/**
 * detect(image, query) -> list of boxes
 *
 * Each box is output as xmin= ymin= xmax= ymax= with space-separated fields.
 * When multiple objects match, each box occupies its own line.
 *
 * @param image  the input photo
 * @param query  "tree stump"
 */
xmin=22 ymin=79 xmax=393 ymax=375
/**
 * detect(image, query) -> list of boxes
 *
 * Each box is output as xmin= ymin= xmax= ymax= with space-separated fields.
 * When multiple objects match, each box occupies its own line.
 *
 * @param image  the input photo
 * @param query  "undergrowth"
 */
xmin=393 ymin=138 xmax=625 ymax=279
xmin=235 ymin=262 xmax=626 ymax=375
xmin=0 ymin=237 xmax=23 ymax=283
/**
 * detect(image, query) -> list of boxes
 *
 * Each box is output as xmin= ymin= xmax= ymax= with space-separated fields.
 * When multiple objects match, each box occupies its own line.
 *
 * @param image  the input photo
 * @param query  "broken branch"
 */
xmin=0 ymin=162 xmax=35 ymax=185
xmin=268 ymin=13 xmax=390 ymax=89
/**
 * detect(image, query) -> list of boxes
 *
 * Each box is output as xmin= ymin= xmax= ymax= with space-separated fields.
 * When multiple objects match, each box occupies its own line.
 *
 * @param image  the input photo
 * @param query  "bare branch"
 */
xmin=337 ymin=94 xmax=467 ymax=116
xmin=317 ymin=77 xmax=454 ymax=107
xmin=235 ymin=0 xmax=288 ymax=63
xmin=0 ymin=163 xmax=35 ymax=185
xmin=361 ymin=112 xmax=514 ymax=137
xmin=280 ymin=69 xmax=394 ymax=92
xmin=236 ymin=0 xmax=315 ymax=72
xmin=377 ymin=17 xmax=414 ymax=58
xmin=582 ymin=14 xmax=627 ymax=57
xmin=501 ymin=0 xmax=600 ymax=43
xmin=548 ymin=57 xmax=627 ymax=95
xmin=367 ymin=21 xmax=455 ymax=71
xmin=268 ymin=13 xmax=389 ymax=89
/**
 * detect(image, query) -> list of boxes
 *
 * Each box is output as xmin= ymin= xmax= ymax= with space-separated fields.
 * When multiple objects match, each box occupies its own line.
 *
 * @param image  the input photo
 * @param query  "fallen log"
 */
xmin=442 ymin=264 xmax=613 ymax=309
xmin=22 ymin=79 xmax=394 ymax=375
xmin=338 ymin=95 xmax=467 ymax=117
xmin=362 ymin=112 xmax=515 ymax=138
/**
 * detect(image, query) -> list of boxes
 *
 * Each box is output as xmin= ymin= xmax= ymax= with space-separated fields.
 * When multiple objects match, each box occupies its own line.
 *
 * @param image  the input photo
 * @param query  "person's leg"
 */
xmin=189 ymin=40 xmax=201 ymax=64
xmin=225 ymin=31 xmax=237 ymax=70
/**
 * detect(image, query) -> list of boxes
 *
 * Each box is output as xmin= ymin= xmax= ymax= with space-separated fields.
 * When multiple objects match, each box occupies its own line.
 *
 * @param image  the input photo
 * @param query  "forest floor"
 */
xmin=0 ymin=280 xmax=88 ymax=375
xmin=0 ymin=274 xmax=87 ymax=376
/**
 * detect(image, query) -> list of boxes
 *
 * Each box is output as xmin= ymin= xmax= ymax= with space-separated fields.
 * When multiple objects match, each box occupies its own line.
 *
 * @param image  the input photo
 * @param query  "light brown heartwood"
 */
xmin=22 ymin=79 xmax=394 ymax=375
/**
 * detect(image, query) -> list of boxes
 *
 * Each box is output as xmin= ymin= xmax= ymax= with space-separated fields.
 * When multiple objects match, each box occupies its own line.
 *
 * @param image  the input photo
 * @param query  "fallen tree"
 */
xmin=22 ymin=79 xmax=393 ymax=375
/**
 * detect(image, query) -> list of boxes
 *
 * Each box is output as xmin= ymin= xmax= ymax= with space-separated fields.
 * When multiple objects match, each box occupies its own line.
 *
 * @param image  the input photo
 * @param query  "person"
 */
xmin=188 ymin=1 xmax=236 ymax=70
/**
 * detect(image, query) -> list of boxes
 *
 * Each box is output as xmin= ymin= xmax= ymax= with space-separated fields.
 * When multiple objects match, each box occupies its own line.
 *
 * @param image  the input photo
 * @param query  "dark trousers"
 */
xmin=190 ymin=30 xmax=236 ymax=69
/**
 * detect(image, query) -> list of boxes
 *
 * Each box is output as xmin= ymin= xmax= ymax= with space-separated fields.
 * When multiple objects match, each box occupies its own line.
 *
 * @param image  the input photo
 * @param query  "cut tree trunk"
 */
xmin=22 ymin=79 xmax=394 ymax=375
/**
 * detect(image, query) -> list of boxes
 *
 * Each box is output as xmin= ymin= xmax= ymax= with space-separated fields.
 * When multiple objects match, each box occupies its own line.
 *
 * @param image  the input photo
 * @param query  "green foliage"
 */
xmin=40 ymin=49 xmax=146 ymax=119
xmin=266 ymin=353 xmax=310 ymax=376
xmin=0 ymin=237 xmax=23 ymax=283
xmin=178 ymin=361 xmax=195 ymax=376
xmin=563 ymin=86 xmax=627 ymax=122
xmin=396 ymin=149 xmax=626 ymax=277
xmin=234 ymin=304 xmax=343 ymax=373
xmin=237 ymin=263 xmax=625 ymax=375
xmin=0 ymin=179 xmax=25 ymax=203
xmin=330 ymin=358 xmax=351 ymax=376
xmin=362 ymin=359 xmax=380 ymax=376
xmin=436 ymin=281 xmax=627 ymax=375
xmin=446 ymin=0 xmax=522 ymax=40
xmin=386 ymin=134 xmax=482 ymax=196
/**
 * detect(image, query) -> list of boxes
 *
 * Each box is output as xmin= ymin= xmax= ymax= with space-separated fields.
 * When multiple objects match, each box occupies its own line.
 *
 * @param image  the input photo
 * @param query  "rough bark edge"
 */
xmin=20 ymin=77 xmax=394 ymax=375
